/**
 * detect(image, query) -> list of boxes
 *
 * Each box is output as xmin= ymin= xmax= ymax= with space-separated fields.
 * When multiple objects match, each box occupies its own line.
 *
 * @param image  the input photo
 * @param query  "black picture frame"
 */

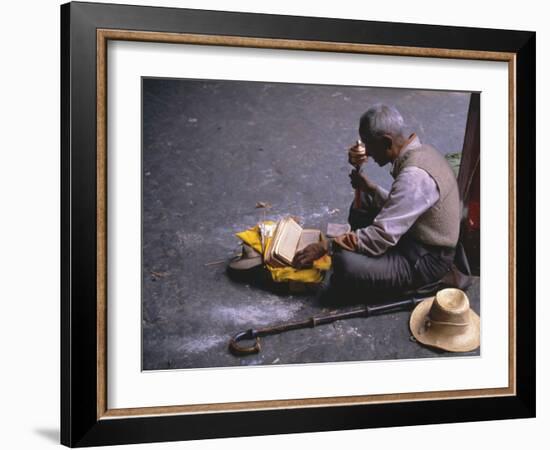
xmin=61 ymin=1 xmax=535 ymax=447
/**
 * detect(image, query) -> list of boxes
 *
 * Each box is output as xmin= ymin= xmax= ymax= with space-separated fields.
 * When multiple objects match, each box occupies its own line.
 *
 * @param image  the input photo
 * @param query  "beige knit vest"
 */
xmin=393 ymin=144 xmax=461 ymax=248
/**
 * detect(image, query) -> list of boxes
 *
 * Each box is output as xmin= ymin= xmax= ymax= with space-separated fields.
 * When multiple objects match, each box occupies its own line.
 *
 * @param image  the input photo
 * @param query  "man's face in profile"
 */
xmin=361 ymin=133 xmax=391 ymax=167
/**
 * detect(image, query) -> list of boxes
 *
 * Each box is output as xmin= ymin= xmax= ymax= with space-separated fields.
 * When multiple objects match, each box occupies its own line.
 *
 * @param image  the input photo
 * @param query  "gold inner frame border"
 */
xmin=95 ymin=28 xmax=517 ymax=420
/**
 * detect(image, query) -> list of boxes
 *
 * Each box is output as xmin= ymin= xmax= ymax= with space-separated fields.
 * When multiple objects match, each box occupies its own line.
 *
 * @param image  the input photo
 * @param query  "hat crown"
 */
xmin=430 ymin=288 xmax=470 ymax=324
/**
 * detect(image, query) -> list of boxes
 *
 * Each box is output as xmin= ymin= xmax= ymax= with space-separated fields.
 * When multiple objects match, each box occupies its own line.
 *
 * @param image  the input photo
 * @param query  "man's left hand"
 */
xmin=334 ymin=232 xmax=358 ymax=252
xmin=292 ymin=242 xmax=328 ymax=269
xmin=349 ymin=169 xmax=377 ymax=194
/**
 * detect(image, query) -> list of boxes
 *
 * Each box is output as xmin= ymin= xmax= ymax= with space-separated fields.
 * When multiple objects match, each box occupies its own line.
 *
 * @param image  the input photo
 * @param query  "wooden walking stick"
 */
xmin=228 ymin=297 xmax=424 ymax=356
xmin=349 ymin=140 xmax=367 ymax=209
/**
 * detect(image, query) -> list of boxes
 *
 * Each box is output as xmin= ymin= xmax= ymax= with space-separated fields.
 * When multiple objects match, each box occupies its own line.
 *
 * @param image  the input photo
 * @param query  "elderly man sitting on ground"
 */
xmin=293 ymin=104 xmax=467 ymax=301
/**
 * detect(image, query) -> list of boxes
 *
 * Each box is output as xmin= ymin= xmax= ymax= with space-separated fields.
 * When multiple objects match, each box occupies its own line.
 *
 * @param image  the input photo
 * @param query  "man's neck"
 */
xmin=390 ymin=133 xmax=418 ymax=163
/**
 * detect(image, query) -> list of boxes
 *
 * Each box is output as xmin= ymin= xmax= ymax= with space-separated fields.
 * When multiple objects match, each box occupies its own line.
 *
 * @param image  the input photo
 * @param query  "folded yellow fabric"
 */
xmin=235 ymin=221 xmax=331 ymax=283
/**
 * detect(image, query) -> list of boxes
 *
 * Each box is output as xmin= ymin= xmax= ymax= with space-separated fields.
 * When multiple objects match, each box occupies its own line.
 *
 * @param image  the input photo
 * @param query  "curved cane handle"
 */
xmin=228 ymin=329 xmax=261 ymax=356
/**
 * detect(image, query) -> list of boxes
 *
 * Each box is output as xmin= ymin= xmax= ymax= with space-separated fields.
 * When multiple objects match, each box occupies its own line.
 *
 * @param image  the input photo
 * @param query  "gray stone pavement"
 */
xmin=141 ymin=78 xmax=477 ymax=370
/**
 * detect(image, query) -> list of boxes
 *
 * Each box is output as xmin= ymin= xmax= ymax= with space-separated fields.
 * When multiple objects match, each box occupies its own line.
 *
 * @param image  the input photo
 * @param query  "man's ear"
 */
xmin=381 ymin=134 xmax=393 ymax=150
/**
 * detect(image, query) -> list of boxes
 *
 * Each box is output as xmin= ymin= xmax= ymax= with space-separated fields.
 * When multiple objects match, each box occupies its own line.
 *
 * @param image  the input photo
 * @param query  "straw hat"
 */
xmin=409 ymin=288 xmax=480 ymax=352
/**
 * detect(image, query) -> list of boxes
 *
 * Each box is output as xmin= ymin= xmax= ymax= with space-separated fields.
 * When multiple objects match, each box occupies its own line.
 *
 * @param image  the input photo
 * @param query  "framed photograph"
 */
xmin=61 ymin=1 xmax=535 ymax=447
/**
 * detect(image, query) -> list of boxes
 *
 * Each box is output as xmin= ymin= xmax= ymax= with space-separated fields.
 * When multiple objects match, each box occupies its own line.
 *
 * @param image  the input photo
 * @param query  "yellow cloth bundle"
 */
xmin=235 ymin=221 xmax=331 ymax=283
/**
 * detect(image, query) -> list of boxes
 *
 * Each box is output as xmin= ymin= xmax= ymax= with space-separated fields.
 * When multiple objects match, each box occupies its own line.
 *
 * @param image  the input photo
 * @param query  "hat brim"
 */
xmin=228 ymin=255 xmax=263 ymax=270
xmin=409 ymin=297 xmax=480 ymax=353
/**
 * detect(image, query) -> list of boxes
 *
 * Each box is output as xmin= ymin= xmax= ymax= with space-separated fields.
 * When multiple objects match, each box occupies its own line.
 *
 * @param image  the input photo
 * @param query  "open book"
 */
xmin=264 ymin=217 xmax=321 ymax=268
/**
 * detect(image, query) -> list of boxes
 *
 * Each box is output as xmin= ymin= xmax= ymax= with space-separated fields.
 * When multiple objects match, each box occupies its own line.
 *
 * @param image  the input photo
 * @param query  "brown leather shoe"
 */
xmin=440 ymin=265 xmax=473 ymax=291
xmin=400 ymin=265 xmax=473 ymax=300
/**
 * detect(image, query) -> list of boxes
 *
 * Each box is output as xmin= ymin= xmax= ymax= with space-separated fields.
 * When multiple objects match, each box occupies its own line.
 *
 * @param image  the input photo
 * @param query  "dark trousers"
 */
xmin=327 ymin=202 xmax=455 ymax=303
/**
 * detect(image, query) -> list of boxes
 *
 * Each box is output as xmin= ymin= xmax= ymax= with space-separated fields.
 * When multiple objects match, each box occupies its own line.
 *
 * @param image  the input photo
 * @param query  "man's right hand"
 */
xmin=348 ymin=142 xmax=367 ymax=166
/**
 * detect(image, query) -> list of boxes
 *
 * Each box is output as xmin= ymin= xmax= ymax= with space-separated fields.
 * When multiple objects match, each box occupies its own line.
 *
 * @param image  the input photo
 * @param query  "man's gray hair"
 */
xmin=359 ymin=104 xmax=405 ymax=139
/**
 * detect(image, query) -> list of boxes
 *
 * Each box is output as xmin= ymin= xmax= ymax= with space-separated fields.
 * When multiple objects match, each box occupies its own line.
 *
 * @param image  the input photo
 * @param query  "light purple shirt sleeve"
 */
xmin=355 ymin=167 xmax=440 ymax=256
xmin=359 ymin=183 xmax=388 ymax=210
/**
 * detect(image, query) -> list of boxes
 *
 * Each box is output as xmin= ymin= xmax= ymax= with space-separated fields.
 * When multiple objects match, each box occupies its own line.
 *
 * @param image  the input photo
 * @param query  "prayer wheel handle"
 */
xmin=349 ymin=140 xmax=367 ymax=209
xmin=229 ymin=329 xmax=261 ymax=355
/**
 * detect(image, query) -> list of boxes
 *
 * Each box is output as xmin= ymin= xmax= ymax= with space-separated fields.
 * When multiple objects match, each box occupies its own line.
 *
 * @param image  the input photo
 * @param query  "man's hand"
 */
xmin=348 ymin=142 xmax=367 ymax=166
xmin=334 ymin=232 xmax=359 ymax=252
xmin=292 ymin=242 xmax=328 ymax=269
xmin=349 ymin=169 xmax=377 ymax=194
